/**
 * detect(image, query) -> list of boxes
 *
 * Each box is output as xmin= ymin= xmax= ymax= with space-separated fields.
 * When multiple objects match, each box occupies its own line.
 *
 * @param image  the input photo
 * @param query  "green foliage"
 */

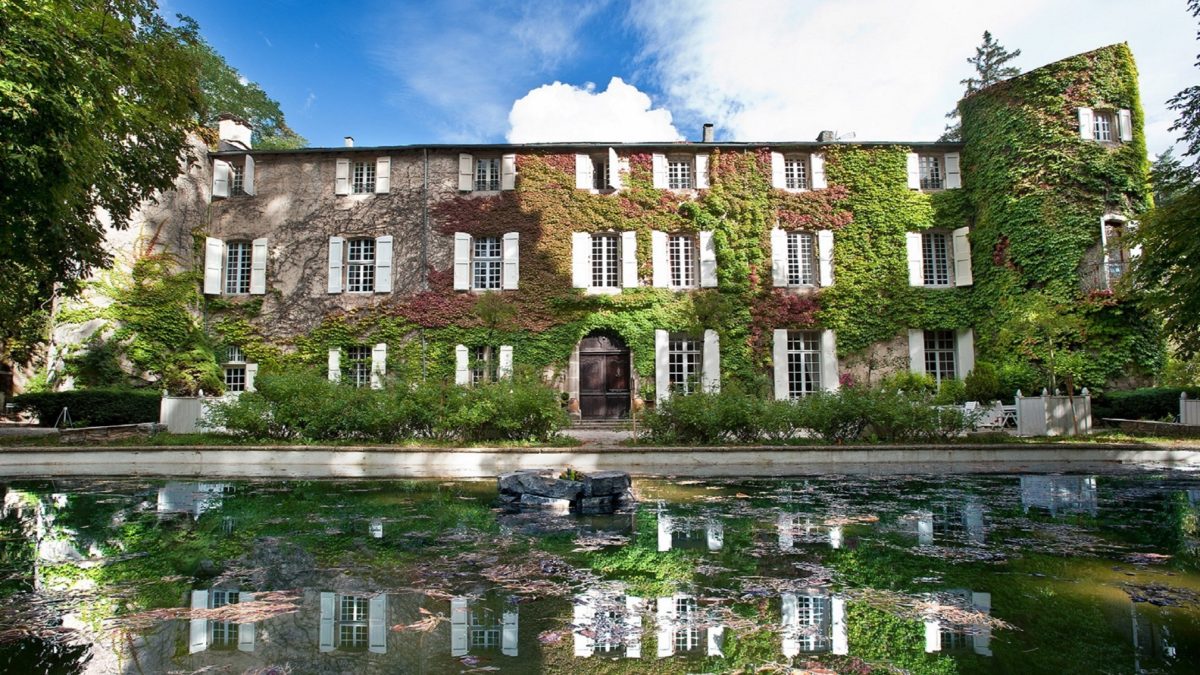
xmin=13 ymin=389 xmax=160 ymax=427
xmin=847 ymin=602 xmax=959 ymax=675
xmin=933 ymin=378 xmax=968 ymax=405
xmin=1091 ymin=386 xmax=1200 ymax=421
xmin=63 ymin=334 xmax=127 ymax=388
xmin=964 ymin=361 xmax=1004 ymax=402
xmin=942 ymin=30 xmax=1023 ymax=142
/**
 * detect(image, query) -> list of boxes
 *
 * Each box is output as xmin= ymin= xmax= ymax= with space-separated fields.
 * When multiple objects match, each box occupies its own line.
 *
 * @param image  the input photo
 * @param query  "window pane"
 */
xmin=224 ymin=241 xmax=252 ymax=294
xmin=669 ymin=235 xmax=695 ymax=288
xmin=230 ymin=165 xmax=245 ymax=196
xmin=592 ymin=234 xmax=619 ymax=288
xmin=224 ymin=366 xmax=245 ymax=392
xmin=1094 ymin=114 xmax=1112 ymax=141
xmin=475 ymin=158 xmax=500 ymax=191
xmin=786 ymin=232 xmax=815 ymax=285
xmin=919 ymin=155 xmax=943 ymax=190
xmin=346 ymin=239 xmax=376 ymax=292
xmin=667 ymin=159 xmax=692 ymax=189
xmin=347 ymin=346 xmax=371 ymax=388
xmin=472 ymin=236 xmax=502 ymax=289
xmin=668 ymin=336 xmax=700 ymax=395
xmin=592 ymin=158 xmax=608 ymax=190
xmin=923 ymin=330 xmax=957 ymax=384
xmin=922 ymin=233 xmax=950 ymax=286
xmin=786 ymin=331 xmax=821 ymax=398
xmin=784 ymin=158 xmax=807 ymax=190
xmin=352 ymin=161 xmax=376 ymax=194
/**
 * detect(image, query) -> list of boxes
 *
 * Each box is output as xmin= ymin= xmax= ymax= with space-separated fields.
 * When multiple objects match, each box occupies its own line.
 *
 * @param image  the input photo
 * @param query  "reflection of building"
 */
xmin=657 ymin=512 xmax=723 ymax=552
xmin=1020 ymin=476 xmax=1098 ymax=516
xmin=319 ymin=592 xmax=387 ymax=654
xmin=777 ymin=513 xmax=843 ymax=551
xmin=900 ymin=503 xmax=985 ymax=546
xmin=451 ymin=596 xmax=518 ymax=658
xmin=656 ymin=594 xmax=723 ymax=658
xmin=189 ymin=588 xmax=255 ymax=653
xmin=923 ymin=590 xmax=991 ymax=656
xmin=573 ymin=586 xmax=643 ymax=658
xmin=782 ymin=592 xmax=847 ymax=656
xmin=157 ymin=483 xmax=232 ymax=519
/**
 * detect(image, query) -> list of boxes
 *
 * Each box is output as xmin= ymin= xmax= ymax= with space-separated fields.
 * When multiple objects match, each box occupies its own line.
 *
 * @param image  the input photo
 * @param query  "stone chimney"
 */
xmin=217 ymin=113 xmax=252 ymax=150
xmin=816 ymin=130 xmax=836 ymax=142
xmin=702 ymin=123 xmax=715 ymax=143
xmin=344 ymin=136 xmax=354 ymax=148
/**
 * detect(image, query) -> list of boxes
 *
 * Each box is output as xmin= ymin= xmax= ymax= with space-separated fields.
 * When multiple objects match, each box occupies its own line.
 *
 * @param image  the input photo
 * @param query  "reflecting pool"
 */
xmin=2 ymin=471 xmax=1199 ymax=673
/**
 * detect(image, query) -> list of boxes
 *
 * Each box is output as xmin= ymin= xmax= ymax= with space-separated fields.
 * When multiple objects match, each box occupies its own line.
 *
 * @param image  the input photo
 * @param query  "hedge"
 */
xmin=13 ymin=389 xmax=161 ymax=428
xmin=1091 ymin=387 xmax=1200 ymax=422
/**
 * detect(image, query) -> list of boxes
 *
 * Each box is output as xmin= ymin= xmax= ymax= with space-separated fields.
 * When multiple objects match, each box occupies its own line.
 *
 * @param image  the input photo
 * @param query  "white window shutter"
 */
xmin=908 ymin=329 xmax=926 ymax=375
xmin=327 ymin=348 xmax=341 ymax=383
xmin=652 ymin=153 xmax=667 ymax=188
xmin=831 ymin=596 xmax=848 ymax=656
xmin=906 ymin=152 xmax=921 ymax=189
xmin=820 ymin=329 xmax=839 ymax=392
xmin=621 ymin=230 xmax=638 ymax=288
xmin=773 ymin=329 xmax=789 ymax=401
xmin=327 ymin=236 xmax=344 ymax=294
xmin=655 ymin=329 xmax=670 ymax=404
xmin=458 ymin=154 xmax=474 ymax=191
xmin=1118 ymin=108 xmax=1133 ymax=142
xmin=944 ymin=152 xmax=961 ymax=189
xmin=906 ymin=232 xmax=924 ymax=286
xmin=771 ymin=228 xmax=788 ymax=287
xmin=502 ymin=608 xmax=518 ymax=657
xmin=203 ymin=237 xmax=224 ymax=295
xmin=453 ymin=232 xmax=472 ymax=291
xmin=237 ymin=592 xmax=255 ymax=652
xmin=375 ymin=235 xmax=393 ymax=293
xmin=502 ymin=231 xmax=519 ymax=289
xmin=375 ymin=157 xmax=391 ymax=194
xmin=368 ymin=593 xmax=387 ymax=654
xmin=501 ymin=153 xmax=517 ymax=190
xmin=212 ymin=160 xmax=230 ymax=199
xmin=625 ymin=597 xmax=643 ymax=658
xmin=651 ymin=230 xmax=669 ymax=288
xmin=319 ymin=592 xmax=335 ymax=652
xmin=952 ymin=227 xmax=973 ymax=287
xmin=574 ymin=597 xmax=595 ymax=657
xmin=371 ymin=343 xmax=386 ymax=389
xmin=956 ymin=328 xmax=975 ymax=378
xmin=657 ymin=596 xmax=674 ymax=657
xmin=335 ymin=158 xmax=350 ymax=195
xmin=695 ymin=154 xmax=710 ymax=189
xmin=771 ymin=152 xmax=785 ymax=188
xmin=1077 ymin=107 xmax=1094 ymax=140
xmin=575 ymin=154 xmax=593 ymax=190
xmin=571 ymin=232 xmax=592 ymax=288
xmin=607 ymin=147 xmax=622 ymax=190
xmin=455 ymin=345 xmax=470 ymax=386
xmin=189 ymin=590 xmax=208 ymax=654
xmin=925 ymin=621 xmax=942 ymax=653
xmin=699 ymin=230 xmax=718 ymax=288
xmin=250 ymin=238 xmax=268 ymax=295
xmin=498 ymin=345 xmax=513 ymax=379
xmin=816 ymin=230 xmax=834 ymax=287
xmin=702 ymin=329 xmax=720 ymax=393
xmin=451 ymin=598 xmax=468 ymax=656
xmin=243 ymin=155 xmax=256 ymax=196
xmin=245 ymin=363 xmax=258 ymax=393
xmin=810 ymin=152 xmax=826 ymax=189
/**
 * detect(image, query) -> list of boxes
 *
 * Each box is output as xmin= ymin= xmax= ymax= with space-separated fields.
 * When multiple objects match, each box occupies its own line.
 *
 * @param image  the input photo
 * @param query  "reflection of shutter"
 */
xmin=655 ymin=330 xmax=669 ymax=404
xmin=572 ymin=232 xmax=592 ymax=288
xmin=658 ymin=513 xmax=673 ymax=552
xmin=621 ymin=231 xmax=638 ymax=288
xmin=1077 ymin=107 xmax=1094 ymax=140
xmin=245 ymin=363 xmax=258 ymax=393
xmin=707 ymin=623 xmax=725 ymax=657
xmin=816 ymin=230 xmax=834 ymax=287
xmin=327 ymin=237 xmax=344 ymax=294
xmin=906 ymin=232 xmax=924 ymax=286
xmin=773 ymin=329 xmax=789 ymax=401
xmin=956 ymin=328 xmax=975 ymax=378
xmin=906 ymin=152 xmax=920 ymax=189
xmin=573 ymin=595 xmax=594 ymax=657
xmin=502 ymin=608 xmax=518 ymax=657
xmin=453 ymin=232 xmax=472 ymax=291
xmin=238 ymin=592 xmax=255 ymax=652
xmin=699 ymin=230 xmax=717 ymax=288
xmin=212 ymin=160 xmax=230 ymax=198
xmin=371 ymin=343 xmax=386 ymax=389
xmin=971 ymin=592 xmax=992 ymax=656
xmin=771 ymin=151 xmax=785 ymax=188
xmin=498 ymin=345 xmax=513 ymax=379
xmin=656 ymin=596 xmax=674 ymax=657
xmin=502 ymin=232 xmax=519 ymax=289
xmin=608 ymin=147 xmax=622 ymax=190
xmin=250 ymin=238 xmax=268 ymax=294
xmin=1118 ymin=108 xmax=1133 ymax=142
xmin=375 ymin=235 xmax=393 ymax=293
xmin=455 ymin=345 xmax=470 ymax=386
xmin=952 ymin=227 xmax=972 ymax=286
xmin=625 ymin=596 xmax=643 ymax=658
xmin=375 ymin=157 xmax=391 ymax=193
xmin=831 ymin=596 xmax=848 ymax=655
xmin=908 ymin=329 xmax=926 ymax=375
xmin=243 ymin=156 xmax=256 ymax=196
xmin=706 ymin=520 xmax=724 ymax=551
xmin=319 ymin=592 xmax=335 ymax=652
xmin=335 ymin=159 xmax=350 ymax=195
xmin=575 ymin=154 xmax=592 ymax=189
xmin=369 ymin=593 xmax=387 ymax=654
xmin=651 ymin=153 xmax=667 ymax=188
xmin=781 ymin=593 xmax=798 ymax=658
xmin=944 ymin=152 xmax=961 ymax=189
xmin=771 ymin=228 xmax=788 ymax=287
xmin=810 ymin=152 xmax=826 ymax=189
xmin=501 ymin=153 xmax=517 ymax=190
xmin=328 ymin=348 xmax=341 ymax=383
xmin=702 ymin=329 xmax=720 ymax=393
xmin=189 ymin=589 xmax=208 ymax=654
xmin=820 ymin=329 xmax=839 ymax=393
xmin=695 ymin=153 xmax=709 ymax=189
xmin=458 ymin=154 xmax=474 ymax=191
xmin=651 ymin=230 xmax=668 ymax=288
xmin=204 ymin=237 xmax=225 ymax=295
xmin=924 ymin=620 xmax=942 ymax=653
xmin=451 ymin=597 xmax=468 ymax=656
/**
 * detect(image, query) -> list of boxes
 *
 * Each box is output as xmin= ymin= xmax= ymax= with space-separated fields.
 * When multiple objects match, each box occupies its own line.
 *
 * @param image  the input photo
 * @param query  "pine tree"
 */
xmin=940 ymin=31 xmax=1022 ymax=141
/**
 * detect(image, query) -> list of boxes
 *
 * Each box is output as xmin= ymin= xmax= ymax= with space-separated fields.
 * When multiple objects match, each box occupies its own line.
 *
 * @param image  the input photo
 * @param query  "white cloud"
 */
xmin=507 ymin=77 xmax=681 ymax=142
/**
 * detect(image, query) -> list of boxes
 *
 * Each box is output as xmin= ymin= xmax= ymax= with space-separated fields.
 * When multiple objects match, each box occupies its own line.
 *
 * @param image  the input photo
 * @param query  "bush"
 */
xmin=933 ymin=378 xmax=968 ymax=405
xmin=964 ymin=361 xmax=1004 ymax=402
xmin=13 ymin=388 xmax=161 ymax=427
xmin=1092 ymin=387 xmax=1200 ymax=422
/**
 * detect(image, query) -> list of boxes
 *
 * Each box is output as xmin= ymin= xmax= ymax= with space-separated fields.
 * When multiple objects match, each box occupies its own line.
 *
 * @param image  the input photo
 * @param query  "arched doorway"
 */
xmin=578 ymin=331 xmax=631 ymax=419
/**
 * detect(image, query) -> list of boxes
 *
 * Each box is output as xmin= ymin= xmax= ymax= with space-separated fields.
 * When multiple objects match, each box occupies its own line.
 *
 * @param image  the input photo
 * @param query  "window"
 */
xmin=919 ymin=155 xmax=943 ymax=190
xmin=230 ymin=165 xmax=245 ymax=197
xmin=351 ymin=161 xmax=376 ymax=194
xmin=346 ymin=238 xmax=375 ymax=293
xmin=668 ymin=235 xmax=696 ymax=289
xmin=475 ymin=158 xmax=500 ymax=191
xmin=922 ymin=232 xmax=951 ymax=286
xmin=338 ymin=595 xmax=369 ymax=650
xmin=667 ymin=157 xmax=692 ymax=189
xmin=472 ymin=237 xmax=502 ymax=290
xmin=1093 ymin=112 xmax=1114 ymax=142
xmin=592 ymin=234 xmax=620 ymax=288
xmin=1103 ymin=218 xmax=1133 ymax=282
xmin=786 ymin=232 xmax=816 ymax=286
xmin=469 ymin=607 xmax=501 ymax=650
xmin=673 ymin=597 xmax=700 ymax=652
xmin=668 ymin=335 xmax=701 ymax=395
xmin=795 ymin=595 xmax=829 ymax=651
xmin=209 ymin=590 xmax=240 ymax=648
xmin=924 ymin=330 xmax=957 ymax=384
xmin=224 ymin=241 xmax=252 ymax=295
xmin=471 ymin=346 xmax=498 ymax=385
xmin=347 ymin=346 xmax=370 ymax=388
xmin=223 ymin=346 xmax=246 ymax=393
xmin=784 ymin=157 xmax=808 ymax=190
xmin=785 ymin=331 xmax=821 ymax=399
xmin=592 ymin=156 xmax=609 ymax=190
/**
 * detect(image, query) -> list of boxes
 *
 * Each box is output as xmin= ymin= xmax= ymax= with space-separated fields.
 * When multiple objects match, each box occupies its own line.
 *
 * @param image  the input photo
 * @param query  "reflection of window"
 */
xmin=923 ymin=330 xmax=956 ymax=384
xmin=472 ymin=237 xmax=502 ymax=290
xmin=470 ymin=607 xmax=501 ymax=649
xmin=347 ymin=238 xmax=376 ymax=293
xmin=591 ymin=234 xmax=620 ymax=288
xmin=668 ymin=336 xmax=701 ymax=395
xmin=338 ymin=595 xmax=369 ymax=650
xmin=224 ymin=241 xmax=252 ymax=295
xmin=668 ymin=235 xmax=696 ymax=289
xmin=595 ymin=608 xmax=622 ymax=653
xmin=786 ymin=331 xmax=821 ymax=399
xmin=475 ymin=158 xmax=500 ymax=191
xmin=673 ymin=597 xmax=699 ymax=651
xmin=347 ymin=346 xmax=370 ymax=388
xmin=795 ymin=595 xmax=828 ymax=651
xmin=209 ymin=590 xmax=240 ymax=648
xmin=922 ymin=232 xmax=951 ymax=286
xmin=786 ymin=232 xmax=816 ymax=286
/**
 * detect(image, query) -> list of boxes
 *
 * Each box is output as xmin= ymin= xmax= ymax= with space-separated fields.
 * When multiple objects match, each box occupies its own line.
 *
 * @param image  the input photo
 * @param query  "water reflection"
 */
xmin=157 ymin=481 xmax=232 ymax=519
xmin=778 ymin=513 xmax=843 ymax=550
xmin=923 ymin=590 xmax=992 ymax=656
xmin=190 ymin=588 xmax=255 ymax=653
xmin=452 ymin=595 xmax=518 ymax=657
xmin=1020 ymin=475 xmax=1099 ymax=516
xmin=656 ymin=509 xmax=723 ymax=552
xmin=782 ymin=591 xmax=848 ymax=656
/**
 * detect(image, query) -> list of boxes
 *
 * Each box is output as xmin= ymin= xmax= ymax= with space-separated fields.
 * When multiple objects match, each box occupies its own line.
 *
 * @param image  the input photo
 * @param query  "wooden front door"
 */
xmin=578 ymin=333 xmax=631 ymax=419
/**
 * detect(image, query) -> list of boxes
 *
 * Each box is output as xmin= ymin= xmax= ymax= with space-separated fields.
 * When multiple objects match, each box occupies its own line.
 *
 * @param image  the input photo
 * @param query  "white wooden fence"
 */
xmin=1014 ymin=389 xmax=1092 ymax=437
xmin=160 ymin=396 xmax=228 ymax=434
xmin=1183 ymin=393 xmax=1200 ymax=426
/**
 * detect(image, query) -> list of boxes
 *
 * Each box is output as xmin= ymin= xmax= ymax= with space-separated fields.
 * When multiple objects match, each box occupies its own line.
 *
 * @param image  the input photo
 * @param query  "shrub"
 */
xmin=933 ymin=378 xmax=968 ymax=405
xmin=964 ymin=361 xmax=1004 ymax=402
xmin=1092 ymin=387 xmax=1200 ymax=422
xmin=801 ymin=389 xmax=872 ymax=442
xmin=452 ymin=371 xmax=569 ymax=442
xmin=14 ymin=388 xmax=161 ymax=427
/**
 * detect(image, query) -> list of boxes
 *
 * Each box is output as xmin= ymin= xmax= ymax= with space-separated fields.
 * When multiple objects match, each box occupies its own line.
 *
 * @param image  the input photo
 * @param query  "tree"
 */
xmin=940 ymin=31 xmax=1022 ymax=142
xmin=0 ymin=0 xmax=205 ymax=363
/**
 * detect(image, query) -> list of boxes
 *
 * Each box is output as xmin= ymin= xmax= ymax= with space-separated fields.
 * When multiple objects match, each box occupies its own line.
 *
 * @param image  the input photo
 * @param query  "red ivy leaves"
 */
xmin=774 ymin=184 xmax=854 ymax=230
xmin=748 ymin=289 xmax=821 ymax=356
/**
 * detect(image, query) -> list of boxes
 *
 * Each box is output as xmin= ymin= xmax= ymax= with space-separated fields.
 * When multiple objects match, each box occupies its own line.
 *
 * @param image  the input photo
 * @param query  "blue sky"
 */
xmin=168 ymin=0 xmax=1197 ymax=156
